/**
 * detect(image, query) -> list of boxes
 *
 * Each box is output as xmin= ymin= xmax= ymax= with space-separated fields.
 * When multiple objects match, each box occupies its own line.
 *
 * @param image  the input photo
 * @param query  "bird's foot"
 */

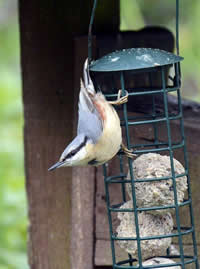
xmin=109 ymin=90 xmax=128 ymax=105
xmin=121 ymin=142 xmax=137 ymax=158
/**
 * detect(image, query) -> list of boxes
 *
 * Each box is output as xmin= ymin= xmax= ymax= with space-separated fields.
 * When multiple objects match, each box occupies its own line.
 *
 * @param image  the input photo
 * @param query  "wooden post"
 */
xmin=70 ymin=37 xmax=96 ymax=269
xmin=18 ymin=0 xmax=119 ymax=268
xmin=19 ymin=1 xmax=74 ymax=267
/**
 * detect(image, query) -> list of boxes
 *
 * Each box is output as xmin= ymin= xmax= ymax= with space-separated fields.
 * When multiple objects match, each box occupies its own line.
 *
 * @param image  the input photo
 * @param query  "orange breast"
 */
xmin=93 ymin=99 xmax=107 ymax=122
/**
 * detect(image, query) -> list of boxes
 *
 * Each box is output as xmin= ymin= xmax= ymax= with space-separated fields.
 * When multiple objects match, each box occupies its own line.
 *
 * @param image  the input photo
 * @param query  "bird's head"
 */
xmin=48 ymin=134 xmax=91 ymax=170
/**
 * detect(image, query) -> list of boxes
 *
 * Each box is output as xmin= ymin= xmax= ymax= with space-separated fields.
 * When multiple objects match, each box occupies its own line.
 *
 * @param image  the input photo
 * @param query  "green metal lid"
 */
xmin=89 ymin=48 xmax=183 ymax=72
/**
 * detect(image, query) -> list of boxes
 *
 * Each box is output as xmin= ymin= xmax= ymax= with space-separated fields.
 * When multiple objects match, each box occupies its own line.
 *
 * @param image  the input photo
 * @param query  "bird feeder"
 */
xmin=88 ymin=0 xmax=199 ymax=268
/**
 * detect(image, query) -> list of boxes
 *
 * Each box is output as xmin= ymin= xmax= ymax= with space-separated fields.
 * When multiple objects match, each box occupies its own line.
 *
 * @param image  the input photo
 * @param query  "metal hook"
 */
xmin=88 ymin=0 xmax=98 ymax=64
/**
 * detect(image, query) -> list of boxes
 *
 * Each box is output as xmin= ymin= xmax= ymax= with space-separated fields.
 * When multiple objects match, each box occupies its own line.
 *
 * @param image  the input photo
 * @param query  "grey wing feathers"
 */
xmin=77 ymin=79 xmax=103 ymax=143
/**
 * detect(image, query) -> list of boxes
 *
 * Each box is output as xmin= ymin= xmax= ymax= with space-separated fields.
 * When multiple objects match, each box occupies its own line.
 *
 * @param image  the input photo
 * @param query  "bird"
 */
xmin=48 ymin=58 xmax=122 ymax=171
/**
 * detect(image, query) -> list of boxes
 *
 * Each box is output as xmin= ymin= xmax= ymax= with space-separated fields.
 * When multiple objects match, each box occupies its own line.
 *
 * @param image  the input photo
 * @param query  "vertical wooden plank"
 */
xmin=19 ymin=1 xmax=75 ymax=268
xmin=19 ymin=0 xmax=119 ymax=268
xmin=71 ymin=37 xmax=96 ymax=269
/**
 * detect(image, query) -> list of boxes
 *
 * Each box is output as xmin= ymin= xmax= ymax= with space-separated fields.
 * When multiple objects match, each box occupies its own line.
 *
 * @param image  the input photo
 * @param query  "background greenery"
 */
xmin=0 ymin=0 xmax=28 ymax=268
xmin=0 ymin=0 xmax=199 ymax=268
xmin=121 ymin=0 xmax=200 ymax=101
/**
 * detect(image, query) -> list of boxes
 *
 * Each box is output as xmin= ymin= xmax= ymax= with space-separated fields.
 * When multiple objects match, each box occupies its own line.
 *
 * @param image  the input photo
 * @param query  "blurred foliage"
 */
xmin=120 ymin=0 xmax=200 ymax=102
xmin=0 ymin=0 xmax=28 ymax=268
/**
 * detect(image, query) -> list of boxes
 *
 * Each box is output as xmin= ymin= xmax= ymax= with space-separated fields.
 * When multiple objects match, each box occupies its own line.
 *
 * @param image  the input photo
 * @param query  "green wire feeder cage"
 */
xmin=88 ymin=1 xmax=199 ymax=268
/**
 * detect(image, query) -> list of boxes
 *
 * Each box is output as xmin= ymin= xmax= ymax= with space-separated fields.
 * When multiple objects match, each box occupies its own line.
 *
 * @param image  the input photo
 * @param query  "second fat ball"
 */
xmin=116 ymin=200 xmax=173 ymax=260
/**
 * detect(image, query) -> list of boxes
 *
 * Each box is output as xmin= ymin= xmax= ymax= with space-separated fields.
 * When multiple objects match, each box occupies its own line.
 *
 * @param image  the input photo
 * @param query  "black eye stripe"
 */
xmin=62 ymin=136 xmax=88 ymax=161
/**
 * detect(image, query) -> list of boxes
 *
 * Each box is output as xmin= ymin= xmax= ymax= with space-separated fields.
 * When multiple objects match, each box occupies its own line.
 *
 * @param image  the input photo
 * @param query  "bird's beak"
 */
xmin=48 ymin=161 xmax=64 ymax=171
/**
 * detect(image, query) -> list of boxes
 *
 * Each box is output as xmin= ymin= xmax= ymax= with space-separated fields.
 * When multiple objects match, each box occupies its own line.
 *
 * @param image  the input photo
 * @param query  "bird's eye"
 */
xmin=62 ymin=136 xmax=88 ymax=161
xmin=62 ymin=149 xmax=77 ymax=162
xmin=68 ymin=149 xmax=77 ymax=157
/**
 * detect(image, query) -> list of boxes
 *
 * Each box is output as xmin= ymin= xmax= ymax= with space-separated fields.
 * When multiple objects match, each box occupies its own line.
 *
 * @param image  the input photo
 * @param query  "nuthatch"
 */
xmin=48 ymin=59 xmax=122 ymax=170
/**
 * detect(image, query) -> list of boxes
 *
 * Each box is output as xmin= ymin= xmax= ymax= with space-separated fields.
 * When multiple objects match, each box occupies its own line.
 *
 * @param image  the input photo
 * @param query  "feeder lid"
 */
xmin=89 ymin=48 xmax=183 ymax=72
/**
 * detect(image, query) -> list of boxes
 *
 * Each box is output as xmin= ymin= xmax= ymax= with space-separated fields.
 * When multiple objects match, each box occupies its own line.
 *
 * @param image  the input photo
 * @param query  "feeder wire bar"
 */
xmin=120 ymin=71 xmax=143 ymax=267
xmin=161 ymin=66 xmax=186 ymax=268
xmin=88 ymin=0 xmax=98 ymax=63
xmin=175 ymin=63 xmax=200 ymax=269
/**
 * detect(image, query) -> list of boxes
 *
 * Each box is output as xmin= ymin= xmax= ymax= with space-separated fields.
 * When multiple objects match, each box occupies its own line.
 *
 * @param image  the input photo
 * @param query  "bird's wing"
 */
xmin=77 ymin=79 xmax=103 ymax=144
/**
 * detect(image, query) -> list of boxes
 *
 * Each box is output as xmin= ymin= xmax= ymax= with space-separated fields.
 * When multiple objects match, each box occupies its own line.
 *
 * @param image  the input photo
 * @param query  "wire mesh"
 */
xmin=97 ymin=64 xmax=199 ymax=269
xmin=88 ymin=0 xmax=199 ymax=268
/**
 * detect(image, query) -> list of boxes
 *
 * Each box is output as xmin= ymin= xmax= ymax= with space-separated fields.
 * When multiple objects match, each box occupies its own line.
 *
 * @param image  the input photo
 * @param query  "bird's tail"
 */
xmin=83 ymin=58 xmax=96 ymax=95
xmin=79 ymin=79 xmax=95 ymax=113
